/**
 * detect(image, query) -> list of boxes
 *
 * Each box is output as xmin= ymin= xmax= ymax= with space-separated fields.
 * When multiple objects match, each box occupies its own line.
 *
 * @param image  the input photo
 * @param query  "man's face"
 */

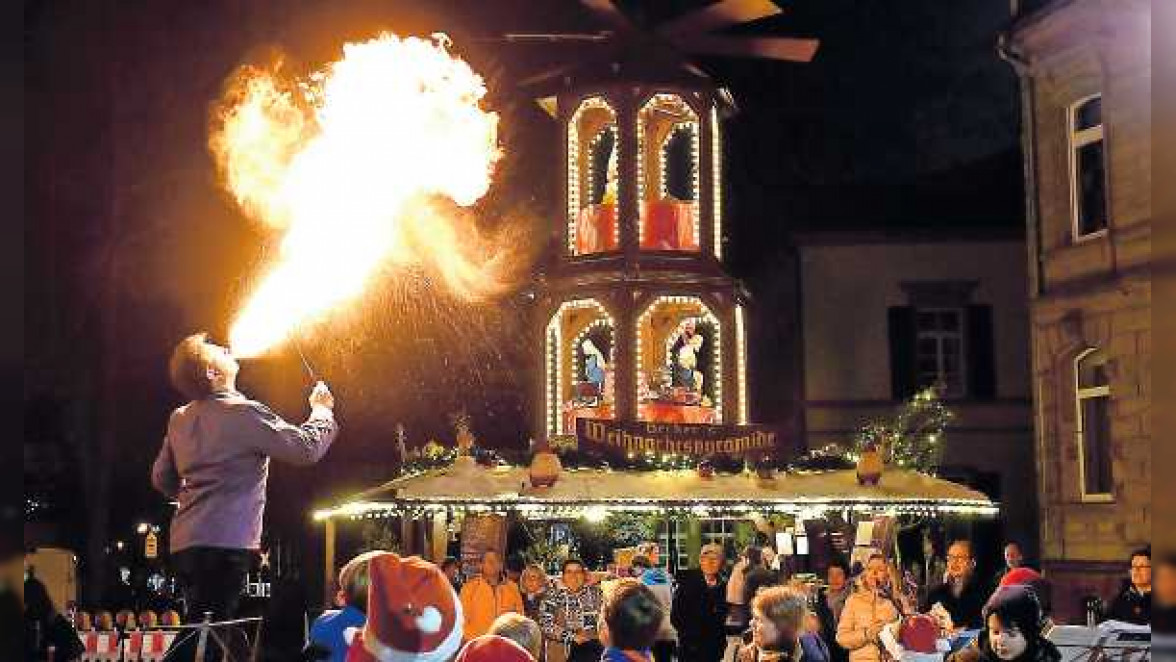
xmin=988 ymin=614 xmax=1028 ymax=661
xmin=481 ymin=552 xmax=502 ymax=579
xmin=751 ymin=607 xmax=780 ymax=648
xmin=563 ymin=563 xmax=586 ymax=592
xmin=1154 ymin=560 xmax=1176 ymax=606
xmin=205 ymin=342 xmax=240 ymax=383
xmin=1130 ymin=555 xmax=1152 ymax=591
xmin=700 ymin=553 xmax=722 ymax=578
xmin=1004 ymin=544 xmax=1023 ymax=569
xmin=865 ymin=558 xmax=889 ymax=590
xmin=947 ymin=543 xmax=973 ymax=579
xmin=828 ymin=566 xmax=847 ymax=591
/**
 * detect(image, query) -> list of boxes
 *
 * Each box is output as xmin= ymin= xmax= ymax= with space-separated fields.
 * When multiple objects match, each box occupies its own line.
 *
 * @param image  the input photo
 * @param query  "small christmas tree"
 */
xmin=853 ymin=385 xmax=952 ymax=475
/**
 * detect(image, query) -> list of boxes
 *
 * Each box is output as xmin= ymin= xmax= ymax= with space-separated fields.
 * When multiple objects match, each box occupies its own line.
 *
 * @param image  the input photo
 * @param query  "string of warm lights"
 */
xmin=313 ymin=496 xmax=998 ymax=522
xmin=711 ymin=106 xmax=723 ymax=260
xmin=567 ymin=97 xmax=615 ymax=255
xmin=735 ymin=304 xmax=748 ymax=425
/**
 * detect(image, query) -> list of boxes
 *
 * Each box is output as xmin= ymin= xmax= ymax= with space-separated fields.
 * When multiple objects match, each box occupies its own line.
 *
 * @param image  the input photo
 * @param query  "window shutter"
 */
xmin=887 ymin=306 xmax=916 ymax=399
xmin=966 ymin=305 xmax=996 ymax=399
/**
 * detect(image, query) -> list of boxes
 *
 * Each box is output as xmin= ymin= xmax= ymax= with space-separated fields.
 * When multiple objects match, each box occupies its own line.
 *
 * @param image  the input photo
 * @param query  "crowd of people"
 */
xmin=298 ymin=538 xmax=1164 ymax=662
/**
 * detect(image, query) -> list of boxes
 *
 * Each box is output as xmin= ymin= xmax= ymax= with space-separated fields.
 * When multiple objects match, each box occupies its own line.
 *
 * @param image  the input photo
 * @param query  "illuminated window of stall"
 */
xmin=567 ymin=97 xmax=620 ymax=256
xmin=635 ymin=295 xmax=722 ymax=424
xmin=545 ymin=299 xmax=616 ymax=435
xmin=637 ymin=94 xmax=700 ymax=252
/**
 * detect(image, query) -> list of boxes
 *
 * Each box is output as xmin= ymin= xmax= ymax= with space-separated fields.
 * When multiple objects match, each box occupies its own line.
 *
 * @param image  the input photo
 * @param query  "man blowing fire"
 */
xmin=151 ymin=333 xmax=338 ymax=622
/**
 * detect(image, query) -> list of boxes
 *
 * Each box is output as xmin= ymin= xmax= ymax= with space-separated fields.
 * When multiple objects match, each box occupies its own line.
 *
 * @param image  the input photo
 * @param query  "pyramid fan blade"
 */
xmin=579 ymin=0 xmax=636 ymax=33
xmin=689 ymin=36 xmax=819 ymax=62
xmin=657 ymin=0 xmax=782 ymax=39
xmin=517 ymin=63 xmax=582 ymax=88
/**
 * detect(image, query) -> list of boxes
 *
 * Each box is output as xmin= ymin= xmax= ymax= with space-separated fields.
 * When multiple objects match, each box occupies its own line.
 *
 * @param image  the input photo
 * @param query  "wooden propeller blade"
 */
xmin=688 ymin=35 xmax=819 ymax=62
xmin=657 ymin=0 xmax=782 ymax=39
xmin=578 ymin=0 xmax=637 ymax=33
xmin=516 ymin=62 xmax=582 ymax=88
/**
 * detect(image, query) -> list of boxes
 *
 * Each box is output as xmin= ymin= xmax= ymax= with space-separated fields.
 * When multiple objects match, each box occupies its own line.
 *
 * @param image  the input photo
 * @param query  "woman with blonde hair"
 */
xmin=520 ymin=563 xmax=550 ymax=622
xmin=738 ymin=586 xmax=830 ymax=662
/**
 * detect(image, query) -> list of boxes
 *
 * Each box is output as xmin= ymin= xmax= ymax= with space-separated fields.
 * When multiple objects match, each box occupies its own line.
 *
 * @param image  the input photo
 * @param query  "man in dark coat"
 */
xmin=923 ymin=540 xmax=991 ymax=631
xmin=672 ymin=543 xmax=729 ymax=662
xmin=1105 ymin=547 xmax=1151 ymax=625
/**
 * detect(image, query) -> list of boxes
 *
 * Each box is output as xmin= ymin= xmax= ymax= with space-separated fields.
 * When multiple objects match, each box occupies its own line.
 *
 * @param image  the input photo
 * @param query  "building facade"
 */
xmin=796 ymin=232 xmax=1037 ymax=559
xmin=1006 ymin=0 xmax=1151 ymax=622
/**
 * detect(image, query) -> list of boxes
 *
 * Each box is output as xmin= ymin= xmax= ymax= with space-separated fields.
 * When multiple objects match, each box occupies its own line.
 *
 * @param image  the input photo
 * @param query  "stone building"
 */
xmin=795 ymin=230 xmax=1037 ymax=561
xmin=1004 ymin=0 xmax=1151 ymax=622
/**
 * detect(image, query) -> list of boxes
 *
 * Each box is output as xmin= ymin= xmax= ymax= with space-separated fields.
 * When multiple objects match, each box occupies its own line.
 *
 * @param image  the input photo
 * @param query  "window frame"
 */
xmin=913 ymin=307 xmax=968 ymax=399
xmin=1067 ymin=93 xmax=1109 ymax=242
xmin=1074 ymin=347 xmax=1114 ymax=502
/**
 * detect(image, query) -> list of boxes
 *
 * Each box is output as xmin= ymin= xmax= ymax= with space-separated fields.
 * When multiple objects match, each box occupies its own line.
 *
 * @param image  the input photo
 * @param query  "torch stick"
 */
xmin=293 ymin=337 xmax=318 ymax=384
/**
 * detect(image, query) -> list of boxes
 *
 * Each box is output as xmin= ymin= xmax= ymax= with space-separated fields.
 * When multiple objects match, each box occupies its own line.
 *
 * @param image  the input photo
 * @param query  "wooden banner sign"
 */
xmin=575 ymin=418 xmax=779 ymax=458
xmin=459 ymin=513 xmax=506 ymax=581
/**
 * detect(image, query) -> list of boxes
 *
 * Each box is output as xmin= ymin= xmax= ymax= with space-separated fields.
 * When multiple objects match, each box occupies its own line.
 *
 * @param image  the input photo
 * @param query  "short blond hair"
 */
xmin=168 ymin=333 xmax=215 ymax=400
xmin=339 ymin=550 xmax=385 ymax=610
xmin=489 ymin=612 xmax=542 ymax=658
xmin=752 ymin=586 xmax=809 ymax=637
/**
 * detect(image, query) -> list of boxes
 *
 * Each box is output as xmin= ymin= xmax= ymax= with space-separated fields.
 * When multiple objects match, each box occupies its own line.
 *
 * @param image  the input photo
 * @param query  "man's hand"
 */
xmin=309 ymin=381 xmax=335 ymax=412
xmin=865 ymin=623 xmax=886 ymax=643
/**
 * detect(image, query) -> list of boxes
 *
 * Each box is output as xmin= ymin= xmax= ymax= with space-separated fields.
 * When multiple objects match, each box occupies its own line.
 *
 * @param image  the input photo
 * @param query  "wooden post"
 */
xmin=323 ymin=518 xmax=337 ymax=607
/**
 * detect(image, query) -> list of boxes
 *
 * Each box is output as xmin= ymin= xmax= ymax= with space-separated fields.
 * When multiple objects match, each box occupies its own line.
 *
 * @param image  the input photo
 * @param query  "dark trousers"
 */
xmin=170 ymin=547 xmax=253 ymax=662
xmin=652 ymin=640 xmax=676 ymax=662
xmin=173 ymin=546 xmax=253 ymax=622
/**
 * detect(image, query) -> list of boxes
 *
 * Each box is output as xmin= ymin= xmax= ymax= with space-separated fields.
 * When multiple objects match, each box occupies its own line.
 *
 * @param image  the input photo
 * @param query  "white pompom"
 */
xmin=415 ymin=606 xmax=443 ymax=634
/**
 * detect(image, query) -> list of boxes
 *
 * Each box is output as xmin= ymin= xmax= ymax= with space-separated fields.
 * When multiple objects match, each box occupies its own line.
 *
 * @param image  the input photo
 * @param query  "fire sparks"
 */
xmin=212 ymin=33 xmax=504 ymax=357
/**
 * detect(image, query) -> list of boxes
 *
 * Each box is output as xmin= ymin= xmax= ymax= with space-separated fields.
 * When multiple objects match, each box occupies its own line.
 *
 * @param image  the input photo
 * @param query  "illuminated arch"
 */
xmin=567 ymin=97 xmax=619 ymax=255
xmin=545 ymin=298 xmax=616 ymax=435
xmin=635 ymin=295 xmax=722 ymax=422
xmin=637 ymin=93 xmax=701 ymax=251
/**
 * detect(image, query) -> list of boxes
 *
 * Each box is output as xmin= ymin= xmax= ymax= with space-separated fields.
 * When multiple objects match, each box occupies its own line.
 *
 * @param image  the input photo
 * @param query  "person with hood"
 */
xmin=631 ymin=554 xmax=676 ymax=661
xmin=599 ymin=578 xmax=665 ymax=662
xmin=836 ymin=554 xmax=902 ymax=662
xmin=1104 ymin=547 xmax=1151 ymax=625
xmin=737 ymin=586 xmax=830 ymax=662
xmin=946 ymin=585 xmax=1059 ymax=662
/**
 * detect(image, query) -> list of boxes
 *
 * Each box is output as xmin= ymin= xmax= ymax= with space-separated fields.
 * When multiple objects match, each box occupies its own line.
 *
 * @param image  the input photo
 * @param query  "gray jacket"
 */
xmin=151 ymin=390 xmax=337 ymax=552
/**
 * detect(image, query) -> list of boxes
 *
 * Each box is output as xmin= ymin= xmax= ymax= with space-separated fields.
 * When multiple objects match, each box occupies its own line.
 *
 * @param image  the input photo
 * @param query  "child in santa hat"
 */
xmin=344 ymin=553 xmax=464 ymax=662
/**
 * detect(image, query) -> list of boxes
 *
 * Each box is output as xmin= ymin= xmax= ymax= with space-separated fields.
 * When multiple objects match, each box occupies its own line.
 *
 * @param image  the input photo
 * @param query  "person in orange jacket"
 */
xmin=460 ymin=550 xmax=524 ymax=641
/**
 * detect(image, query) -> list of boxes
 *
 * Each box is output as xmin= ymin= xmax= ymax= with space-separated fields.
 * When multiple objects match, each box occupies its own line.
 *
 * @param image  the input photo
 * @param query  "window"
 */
xmin=1069 ymin=95 xmax=1108 ymax=239
xmin=656 ymin=520 xmax=690 ymax=567
xmin=914 ymin=308 xmax=966 ymax=397
xmin=1075 ymin=348 xmax=1113 ymax=499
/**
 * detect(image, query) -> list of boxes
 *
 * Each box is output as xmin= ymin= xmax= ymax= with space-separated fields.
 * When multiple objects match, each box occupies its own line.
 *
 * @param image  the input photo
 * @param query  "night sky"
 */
xmin=24 ymin=0 xmax=1022 ymax=580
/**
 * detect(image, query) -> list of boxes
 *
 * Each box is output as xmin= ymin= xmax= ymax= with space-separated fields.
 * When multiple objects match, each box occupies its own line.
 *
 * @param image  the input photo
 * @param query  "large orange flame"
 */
xmin=212 ymin=33 xmax=504 ymax=357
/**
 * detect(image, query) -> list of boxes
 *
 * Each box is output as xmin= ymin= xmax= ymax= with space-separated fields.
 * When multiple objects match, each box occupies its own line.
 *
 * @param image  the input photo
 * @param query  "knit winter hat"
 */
xmin=454 ymin=634 xmax=536 ymax=662
xmin=983 ymin=585 xmax=1043 ymax=637
xmin=345 ymin=553 xmax=464 ymax=662
xmin=998 ymin=568 xmax=1052 ymax=616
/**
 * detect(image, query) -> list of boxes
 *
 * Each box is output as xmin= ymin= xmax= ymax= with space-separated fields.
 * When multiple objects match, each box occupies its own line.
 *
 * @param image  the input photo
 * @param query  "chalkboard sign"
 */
xmin=459 ymin=514 xmax=507 ymax=580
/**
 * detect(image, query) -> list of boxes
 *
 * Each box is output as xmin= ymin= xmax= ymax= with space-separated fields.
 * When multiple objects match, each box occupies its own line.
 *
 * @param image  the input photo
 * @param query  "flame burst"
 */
xmin=212 ymin=33 xmax=505 ymax=357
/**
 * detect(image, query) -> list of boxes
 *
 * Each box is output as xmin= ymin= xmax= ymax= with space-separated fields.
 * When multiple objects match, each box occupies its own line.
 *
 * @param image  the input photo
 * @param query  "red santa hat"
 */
xmin=345 ymin=553 xmax=463 ymax=662
xmin=453 ymin=635 xmax=536 ymax=662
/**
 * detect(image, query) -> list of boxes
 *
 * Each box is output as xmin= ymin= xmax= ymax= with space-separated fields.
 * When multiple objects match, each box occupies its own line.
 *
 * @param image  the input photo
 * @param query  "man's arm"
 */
xmin=150 ymin=412 xmax=180 ymax=497
xmin=241 ymin=401 xmax=338 ymax=466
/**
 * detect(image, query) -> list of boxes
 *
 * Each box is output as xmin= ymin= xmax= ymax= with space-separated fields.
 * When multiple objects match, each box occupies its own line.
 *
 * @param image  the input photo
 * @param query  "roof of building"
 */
xmin=313 ymin=456 xmax=997 ymax=521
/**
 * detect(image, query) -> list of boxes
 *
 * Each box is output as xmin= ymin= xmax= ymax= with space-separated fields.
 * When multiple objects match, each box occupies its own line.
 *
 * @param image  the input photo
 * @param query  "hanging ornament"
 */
xmin=697 ymin=458 xmax=716 ymax=480
xmin=754 ymin=454 xmax=776 ymax=483
xmin=529 ymin=439 xmax=562 ymax=488
xmin=856 ymin=441 xmax=884 ymax=486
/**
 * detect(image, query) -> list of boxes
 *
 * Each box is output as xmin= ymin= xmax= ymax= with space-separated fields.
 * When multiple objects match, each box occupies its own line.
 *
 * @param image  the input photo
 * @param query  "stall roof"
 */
xmin=314 ymin=457 xmax=998 ymax=521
